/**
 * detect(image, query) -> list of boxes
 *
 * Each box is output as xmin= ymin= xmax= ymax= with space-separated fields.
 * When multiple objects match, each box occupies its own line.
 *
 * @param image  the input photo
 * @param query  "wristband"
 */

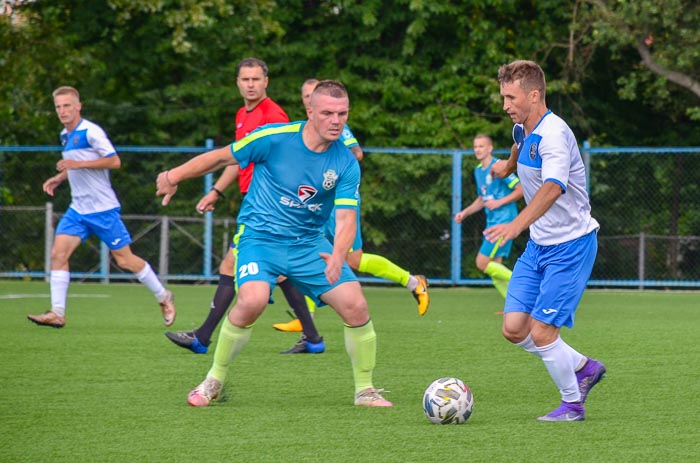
xmin=211 ymin=187 xmax=226 ymax=199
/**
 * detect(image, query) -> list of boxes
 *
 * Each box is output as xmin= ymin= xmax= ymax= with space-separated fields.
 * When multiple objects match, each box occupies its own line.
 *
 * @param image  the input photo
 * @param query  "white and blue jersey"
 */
xmin=231 ymin=121 xmax=360 ymax=240
xmin=505 ymin=111 xmax=599 ymax=327
xmin=513 ymin=111 xmax=599 ymax=246
xmin=474 ymin=157 xmax=519 ymax=228
xmin=60 ymin=118 xmax=120 ymax=215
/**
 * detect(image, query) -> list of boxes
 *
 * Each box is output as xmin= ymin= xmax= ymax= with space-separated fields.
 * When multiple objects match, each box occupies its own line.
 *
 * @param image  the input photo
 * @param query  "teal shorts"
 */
xmin=235 ymin=226 xmax=357 ymax=307
xmin=478 ymin=236 xmax=513 ymax=259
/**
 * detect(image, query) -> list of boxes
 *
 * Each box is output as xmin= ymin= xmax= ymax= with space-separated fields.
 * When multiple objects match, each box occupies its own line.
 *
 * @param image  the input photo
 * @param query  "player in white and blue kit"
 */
xmin=485 ymin=61 xmax=606 ymax=421
xmin=455 ymin=134 xmax=522 ymax=298
xmin=157 ymin=81 xmax=393 ymax=408
xmin=27 ymin=86 xmax=176 ymax=329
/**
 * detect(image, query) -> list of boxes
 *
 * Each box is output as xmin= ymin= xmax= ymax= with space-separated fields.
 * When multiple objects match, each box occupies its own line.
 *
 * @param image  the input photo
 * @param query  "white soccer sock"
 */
xmin=564 ymin=343 xmax=587 ymax=371
xmin=515 ymin=333 xmax=541 ymax=357
xmin=537 ymin=336 xmax=581 ymax=403
xmin=135 ymin=263 xmax=167 ymax=301
xmin=50 ymin=270 xmax=70 ymax=317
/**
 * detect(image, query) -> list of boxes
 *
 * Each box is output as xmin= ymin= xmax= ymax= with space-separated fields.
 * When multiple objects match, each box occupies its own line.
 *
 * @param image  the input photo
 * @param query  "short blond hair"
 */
xmin=52 ymin=86 xmax=80 ymax=101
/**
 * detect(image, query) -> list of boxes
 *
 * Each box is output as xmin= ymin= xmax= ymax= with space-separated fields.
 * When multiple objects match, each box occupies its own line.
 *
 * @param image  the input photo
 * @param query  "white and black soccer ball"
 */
xmin=422 ymin=377 xmax=474 ymax=424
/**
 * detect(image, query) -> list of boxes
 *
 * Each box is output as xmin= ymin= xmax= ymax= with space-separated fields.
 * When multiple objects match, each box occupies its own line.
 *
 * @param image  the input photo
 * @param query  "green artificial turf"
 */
xmin=1 ymin=280 xmax=697 ymax=462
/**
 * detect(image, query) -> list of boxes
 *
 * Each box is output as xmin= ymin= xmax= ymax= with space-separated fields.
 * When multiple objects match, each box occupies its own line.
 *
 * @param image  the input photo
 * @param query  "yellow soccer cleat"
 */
xmin=273 ymin=317 xmax=302 ymax=332
xmin=412 ymin=275 xmax=430 ymax=316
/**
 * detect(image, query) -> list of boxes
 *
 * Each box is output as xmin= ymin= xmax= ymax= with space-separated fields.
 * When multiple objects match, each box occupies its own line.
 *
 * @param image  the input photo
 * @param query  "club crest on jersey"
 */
xmin=529 ymin=143 xmax=538 ymax=160
xmin=297 ymin=185 xmax=317 ymax=203
xmin=322 ymin=169 xmax=338 ymax=190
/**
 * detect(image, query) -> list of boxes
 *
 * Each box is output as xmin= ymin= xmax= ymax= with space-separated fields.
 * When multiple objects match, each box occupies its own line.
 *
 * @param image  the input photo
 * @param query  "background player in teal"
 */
xmin=487 ymin=60 xmax=605 ymax=422
xmin=455 ymin=134 xmax=522 ymax=298
xmin=156 ymin=80 xmax=393 ymax=408
xmin=273 ymin=79 xmax=429 ymax=339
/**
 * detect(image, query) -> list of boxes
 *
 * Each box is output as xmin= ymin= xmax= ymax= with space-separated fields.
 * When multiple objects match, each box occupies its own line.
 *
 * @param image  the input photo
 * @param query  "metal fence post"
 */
xmin=450 ymin=150 xmax=463 ymax=285
xmin=100 ymin=243 xmax=109 ymax=284
xmin=159 ymin=215 xmax=170 ymax=282
xmin=44 ymin=202 xmax=53 ymax=282
xmin=582 ymin=139 xmax=591 ymax=195
xmin=638 ymin=232 xmax=646 ymax=290
xmin=203 ymin=138 xmax=214 ymax=278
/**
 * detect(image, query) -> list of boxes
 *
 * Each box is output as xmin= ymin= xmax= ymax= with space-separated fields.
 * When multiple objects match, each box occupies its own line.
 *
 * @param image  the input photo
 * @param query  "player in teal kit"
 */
xmin=156 ymin=80 xmax=393 ymax=408
xmin=455 ymin=134 xmax=522 ymax=298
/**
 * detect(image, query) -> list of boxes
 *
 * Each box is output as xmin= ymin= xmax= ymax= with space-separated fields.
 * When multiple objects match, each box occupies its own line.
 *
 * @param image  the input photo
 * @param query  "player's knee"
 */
xmin=346 ymin=252 xmax=361 ymax=270
xmin=50 ymin=249 xmax=71 ymax=266
xmin=334 ymin=294 xmax=368 ymax=318
xmin=475 ymin=255 xmax=490 ymax=272
xmin=501 ymin=324 xmax=526 ymax=344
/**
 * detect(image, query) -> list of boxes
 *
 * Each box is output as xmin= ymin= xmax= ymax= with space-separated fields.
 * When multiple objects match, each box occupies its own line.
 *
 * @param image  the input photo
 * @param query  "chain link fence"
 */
xmin=1 ymin=145 xmax=699 ymax=288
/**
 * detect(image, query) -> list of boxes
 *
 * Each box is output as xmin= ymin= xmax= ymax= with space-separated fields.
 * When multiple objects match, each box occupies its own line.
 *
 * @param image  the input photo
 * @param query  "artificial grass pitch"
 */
xmin=1 ymin=280 xmax=698 ymax=462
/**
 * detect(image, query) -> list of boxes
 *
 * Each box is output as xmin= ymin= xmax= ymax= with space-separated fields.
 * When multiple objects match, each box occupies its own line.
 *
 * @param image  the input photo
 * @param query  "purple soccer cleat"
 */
xmin=576 ymin=358 xmax=606 ymax=404
xmin=537 ymin=401 xmax=585 ymax=422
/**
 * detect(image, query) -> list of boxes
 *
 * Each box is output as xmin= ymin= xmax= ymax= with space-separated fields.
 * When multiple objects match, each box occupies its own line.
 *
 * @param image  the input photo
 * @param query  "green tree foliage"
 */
xmin=1 ymin=0 xmax=698 ymax=275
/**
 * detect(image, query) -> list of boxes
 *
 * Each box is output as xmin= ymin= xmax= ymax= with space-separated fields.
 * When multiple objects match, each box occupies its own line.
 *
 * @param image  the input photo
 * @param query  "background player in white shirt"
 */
xmin=27 ymin=86 xmax=176 ymax=329
xmin=486 ymin=61 xmax=606 ymax=422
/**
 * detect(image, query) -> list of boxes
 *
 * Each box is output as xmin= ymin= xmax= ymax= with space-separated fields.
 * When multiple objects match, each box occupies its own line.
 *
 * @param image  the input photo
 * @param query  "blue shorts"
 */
xmin=323 ymin=207 xmax=363 ymax=252
xmin=504 ymin=231 xmax=597 ymax=328
xmin=235 ymin=226 xmax=357 ymax=307
xmin=55 ymin=207 xmax=132 ymax=250
xmin=479 ymin=236 xmax=513 ymax=259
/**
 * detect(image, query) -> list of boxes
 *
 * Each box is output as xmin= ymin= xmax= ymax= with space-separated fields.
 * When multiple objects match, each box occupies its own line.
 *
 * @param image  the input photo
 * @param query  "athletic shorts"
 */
xmin=479 ymin=235 xmax=513 ymax=259
xmin=504 ymin=230 xmax=597 ymax=328
xmin=235 ymin=226 xmax=357 ymax=307
xmin=323 ymin=207 xmax=363 ymax=252
xmin=55 ymin=207 xmax=132 ymax=250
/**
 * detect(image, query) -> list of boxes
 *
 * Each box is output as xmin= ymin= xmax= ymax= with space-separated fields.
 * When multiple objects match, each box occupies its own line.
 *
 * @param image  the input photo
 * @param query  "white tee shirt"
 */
xmin=513 ymin=111 xmax=599 ymax=246
xmin=60 ymin=118 xmax=121 ymax=215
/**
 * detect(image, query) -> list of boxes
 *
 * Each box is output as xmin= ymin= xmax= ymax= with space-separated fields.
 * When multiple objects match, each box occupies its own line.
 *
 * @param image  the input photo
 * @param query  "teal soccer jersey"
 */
xmin=231 ymin=121 xmax=360 ymax=239
xmin=474 ymin=157 xmax=520 ymax=228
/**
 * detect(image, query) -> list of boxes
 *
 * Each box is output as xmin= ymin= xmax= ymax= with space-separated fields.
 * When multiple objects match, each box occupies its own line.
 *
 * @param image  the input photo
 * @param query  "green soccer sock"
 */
xmin=492 ymin=278 xmax=509 ymax=298
xmin=344 ymin=320 xmax=377 ymax=394
xmin=484 ymin=261 xmax=513 ymax=298
xmin=304 ymin=296 xmax=317 ymax=315
xmin=207 ymin=318 xmax=252 ymax=383
xmin=358 ymin=253 xmax=410 ymax=287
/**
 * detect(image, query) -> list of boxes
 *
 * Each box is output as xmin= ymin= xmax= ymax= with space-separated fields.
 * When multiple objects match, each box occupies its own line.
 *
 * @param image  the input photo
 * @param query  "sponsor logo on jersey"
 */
xmin=279 ymin=185 xmax=322 ymax=212
xmin=322 ymin=169 xmax=338 ymax=190
xmin=529 ymin=142 xmax=538 ymax=160
xmin=297 ymin=185 xmax=317 ymax=202
xmin=280 ymin=197 xmax=322 ymax=212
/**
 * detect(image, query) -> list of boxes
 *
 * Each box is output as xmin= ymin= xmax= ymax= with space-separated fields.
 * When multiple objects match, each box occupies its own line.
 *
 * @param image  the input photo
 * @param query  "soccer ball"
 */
xmin=422 ymin=377 xmax=474 ymax=424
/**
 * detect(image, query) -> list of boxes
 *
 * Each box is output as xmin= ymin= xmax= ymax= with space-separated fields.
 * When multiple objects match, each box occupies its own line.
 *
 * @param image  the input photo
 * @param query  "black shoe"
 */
xmin=280 ymin=336 xmax=325 ymax=354
xmin=165 ymin=331 xmax=208 ymax=354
